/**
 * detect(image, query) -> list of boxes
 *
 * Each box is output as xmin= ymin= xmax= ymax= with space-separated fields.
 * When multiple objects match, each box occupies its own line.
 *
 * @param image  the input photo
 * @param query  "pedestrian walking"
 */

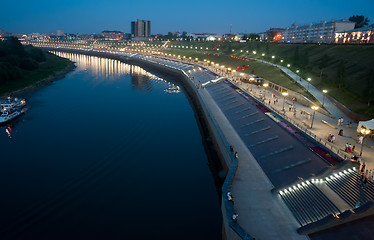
xmin=359 ymin=135 xmax=364 ymax=145
xmin=362 ymin=176 xmax=368 ymax=189
xmin=361 ymin=162 xmax=366 ymax=174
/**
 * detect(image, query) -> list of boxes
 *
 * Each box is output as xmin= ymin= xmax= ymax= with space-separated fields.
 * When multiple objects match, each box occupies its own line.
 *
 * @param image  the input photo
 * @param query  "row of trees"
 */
xmin=0 ymin=37 xmax=46 ymax=84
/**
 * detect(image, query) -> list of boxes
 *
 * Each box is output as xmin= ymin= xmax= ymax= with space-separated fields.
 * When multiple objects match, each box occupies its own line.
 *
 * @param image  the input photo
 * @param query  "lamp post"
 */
xmin=311 ymin=106 xmax=319 ymax=128
xmin=263 ymin=83 xmax=269 ymax=100
xmin=282 ymin=92 xmax=288 ymax=111
xmin=322 ymin=90 xmax=328 ymax=107
xmin=249 ymin=77 xmax=255 ymax=91
xmin=360 ymin=128 xmax=371 ymax=156
xmin=307 ymin=78 xmax=311 ymax=91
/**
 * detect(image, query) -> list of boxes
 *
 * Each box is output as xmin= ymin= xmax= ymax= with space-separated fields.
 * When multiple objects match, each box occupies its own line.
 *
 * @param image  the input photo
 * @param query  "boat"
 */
xmin=1 ymin=97 xmax=26 ymax=112
xmin=0 ymin=107 xmax=25 ymax=125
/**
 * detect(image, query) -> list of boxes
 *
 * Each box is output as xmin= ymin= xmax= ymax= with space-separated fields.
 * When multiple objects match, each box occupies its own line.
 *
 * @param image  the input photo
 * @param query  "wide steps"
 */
xmin=325 ymin=169 xmax=374 ymax=208
xmin=279 ymin=181 xmax=340 ymax=226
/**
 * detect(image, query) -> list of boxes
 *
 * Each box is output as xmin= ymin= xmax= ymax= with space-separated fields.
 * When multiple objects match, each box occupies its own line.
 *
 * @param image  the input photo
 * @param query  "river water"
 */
xmin=0 ymin=52 xmax=222 ymax=239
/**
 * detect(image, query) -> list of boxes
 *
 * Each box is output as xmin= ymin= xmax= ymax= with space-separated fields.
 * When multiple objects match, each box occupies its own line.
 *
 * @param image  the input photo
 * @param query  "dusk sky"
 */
xmin=2 ymin=0 xmax=374 ymax=35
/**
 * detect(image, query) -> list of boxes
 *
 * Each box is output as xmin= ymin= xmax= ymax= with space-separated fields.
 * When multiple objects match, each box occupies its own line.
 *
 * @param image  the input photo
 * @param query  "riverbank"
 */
xmin=0 ymin=52 xmax=75 ymax=98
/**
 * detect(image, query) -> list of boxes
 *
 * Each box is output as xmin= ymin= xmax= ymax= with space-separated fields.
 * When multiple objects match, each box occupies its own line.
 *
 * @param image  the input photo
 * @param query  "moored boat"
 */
xmin=1 ymin=97 xmax=26 ymax=112
xmin=0 ymin=108 xmax=25 ymax=125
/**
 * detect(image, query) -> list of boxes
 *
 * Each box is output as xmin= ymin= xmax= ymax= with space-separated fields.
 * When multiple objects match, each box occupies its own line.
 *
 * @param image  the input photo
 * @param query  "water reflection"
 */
xmin=5 ymin=126 xmax=11 ymax=138
xmin=50 ymin=51 xmax=180 ymax=94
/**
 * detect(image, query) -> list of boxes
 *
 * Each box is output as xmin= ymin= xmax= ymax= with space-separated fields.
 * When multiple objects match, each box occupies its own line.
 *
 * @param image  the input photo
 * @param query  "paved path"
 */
xmin=248 ymin=58 xmax=350 ymax=120
xmin=198 ymin=86 xmax=306 ymax=240
xmin=234 ymin=80 xmax=374 ymax=173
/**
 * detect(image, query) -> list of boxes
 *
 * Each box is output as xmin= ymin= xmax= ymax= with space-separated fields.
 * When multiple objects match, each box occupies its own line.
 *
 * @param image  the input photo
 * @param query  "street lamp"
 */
xmin=311 ymin=106 xmax=319 ymax=128
xmin=263 ymin=83 xmax=269 ymax=100
xmin=322 ymin=90 xmax=328 ymax=107
xmin=249 ymin=77 xmax=255 ymax=91
xmin=307 ymin=78 xmax=312 ymax=91
xmin=282 ymin=92 xmax=288 ymax=111
xmin=360 ymin=128 xmax=371 ymax=156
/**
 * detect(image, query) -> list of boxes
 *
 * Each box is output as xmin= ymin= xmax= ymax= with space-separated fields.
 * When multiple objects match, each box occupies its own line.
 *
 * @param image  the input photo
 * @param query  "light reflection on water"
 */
xmin=0 ymin=52 xmax=221 ymax=239
xmin=51 ymin=51 xmax=180 ymax=94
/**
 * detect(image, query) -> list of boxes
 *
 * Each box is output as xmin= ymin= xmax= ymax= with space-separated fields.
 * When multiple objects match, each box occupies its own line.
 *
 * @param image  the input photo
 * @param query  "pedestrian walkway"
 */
xmin=234 ymin=80 xmax=374 ymax=172
xmin=247 ymin=58 xmax=350 ymax=120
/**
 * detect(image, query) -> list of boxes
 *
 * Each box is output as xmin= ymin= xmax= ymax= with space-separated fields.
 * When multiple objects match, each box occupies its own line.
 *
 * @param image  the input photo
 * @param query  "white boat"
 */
xmin=0 ymin=108 xmax=25 ymax=125
xmin=1 ymin=97 xmax=26 ymax=112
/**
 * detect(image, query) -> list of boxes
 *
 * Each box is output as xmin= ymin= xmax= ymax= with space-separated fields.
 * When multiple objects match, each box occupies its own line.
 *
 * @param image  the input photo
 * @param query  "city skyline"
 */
xmin=1 ymin=0 xmax=374 ymax=35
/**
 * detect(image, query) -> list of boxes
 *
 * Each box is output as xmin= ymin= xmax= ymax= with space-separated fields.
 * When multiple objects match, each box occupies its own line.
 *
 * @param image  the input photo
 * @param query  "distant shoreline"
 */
xmin=1 ymin=60 xmax=76 ymax=98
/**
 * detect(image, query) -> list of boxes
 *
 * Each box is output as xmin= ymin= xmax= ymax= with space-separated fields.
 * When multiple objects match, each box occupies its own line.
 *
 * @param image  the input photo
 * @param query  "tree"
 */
xmin=248 ymin=33 xmax=259 ymax=41
xmin=349 ymin=15 xmax=370 ymax=29
xmin=180 ymin=31 xmax=188 ymax=40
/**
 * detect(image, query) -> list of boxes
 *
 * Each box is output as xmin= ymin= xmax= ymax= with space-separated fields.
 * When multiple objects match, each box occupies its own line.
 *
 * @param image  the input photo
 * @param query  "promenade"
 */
xmin=232 ymin=58 xmax=374 ymax=172
xmin=35 ymin=45 xmax=374 ymax=239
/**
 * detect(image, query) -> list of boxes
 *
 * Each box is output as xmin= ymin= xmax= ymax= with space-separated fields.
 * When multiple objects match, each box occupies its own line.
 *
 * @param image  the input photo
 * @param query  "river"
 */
xmin=0 ymin=52 xmax=222 ymax=239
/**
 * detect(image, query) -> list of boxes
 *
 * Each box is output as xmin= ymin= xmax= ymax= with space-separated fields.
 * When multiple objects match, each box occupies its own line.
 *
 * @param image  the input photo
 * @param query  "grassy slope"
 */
xmin=0 ymin=52 xmax=70 ymax=96
xmin=150 ymin=41 xmax=374 ymax=117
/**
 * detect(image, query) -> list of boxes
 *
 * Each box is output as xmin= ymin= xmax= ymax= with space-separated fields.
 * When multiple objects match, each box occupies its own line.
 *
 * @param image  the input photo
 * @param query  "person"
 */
xmin=352 ymin=145 xmax=356 ymax=152
xmin=361 ymin=162 xmax=366 ymax=174
xmin=331 ymin=135 xmax=336 ymax=143
xmin=345 ymin=143 xmax=349 ymax=152
xmin=359 ymin=135 xmax=364 ymax=145
xmin=339 ymin=129 xmax=343 ymax=136
xmin=227 ymin=192 xmax=233 ymax=201
xmin=232 ymin=213 xmax=238 ymax=222
xmin=230 ymin=145 xmax=234 ymax=152
xmin=234 ymin=152 xmax=238 ymax=159
xmin=362 ymin=176 xmax=368 ymax=189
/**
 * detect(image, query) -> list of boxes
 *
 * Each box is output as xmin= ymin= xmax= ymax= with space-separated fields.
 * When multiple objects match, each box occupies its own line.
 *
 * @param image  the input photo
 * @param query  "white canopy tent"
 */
xmin=357 ymin=119 xmax=374 ymax=134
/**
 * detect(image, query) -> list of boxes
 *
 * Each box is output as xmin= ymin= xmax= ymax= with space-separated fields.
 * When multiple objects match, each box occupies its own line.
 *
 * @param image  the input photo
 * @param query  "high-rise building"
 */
xmin=131 ymin=19 xmax=151 ymax=38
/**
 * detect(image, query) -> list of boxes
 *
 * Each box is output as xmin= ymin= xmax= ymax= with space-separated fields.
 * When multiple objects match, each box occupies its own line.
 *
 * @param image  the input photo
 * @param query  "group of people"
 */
xmin=227 ymin=192 xmax=238 ymax=222
xmin=300 ymin=110 xmax=311 ymax=120
xmin=327 ymin=134 xmax=336 ymax=143
xmin=358 ymin=162 xmax=374 ymax=189
xmin=345 ymin=143 xmax=356 ymax=152
xmin=337 ymin=117 xmax=353 ymax=128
